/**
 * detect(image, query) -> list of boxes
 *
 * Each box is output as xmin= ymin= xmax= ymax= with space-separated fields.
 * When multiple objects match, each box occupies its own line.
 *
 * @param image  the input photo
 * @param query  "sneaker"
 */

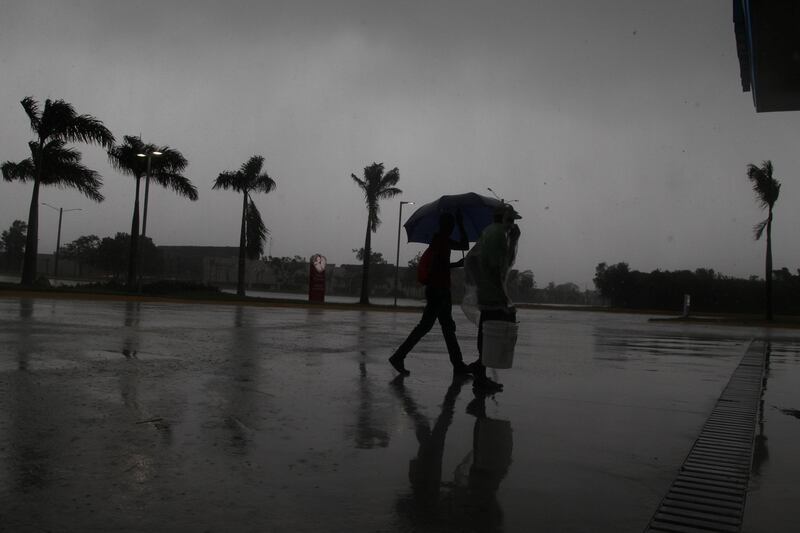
xmin=473 ymin=376 xmax=503 ymax=392
xmin=389 ymin=354 xmax=410 ymax=376
xmin=466 ymin=396 xmax=487 ymax=417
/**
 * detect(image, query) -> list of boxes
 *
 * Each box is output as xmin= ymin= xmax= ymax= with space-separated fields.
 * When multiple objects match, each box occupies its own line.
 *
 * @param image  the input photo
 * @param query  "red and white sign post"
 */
xmin=308 ymin=254 xmax=327 ymax=303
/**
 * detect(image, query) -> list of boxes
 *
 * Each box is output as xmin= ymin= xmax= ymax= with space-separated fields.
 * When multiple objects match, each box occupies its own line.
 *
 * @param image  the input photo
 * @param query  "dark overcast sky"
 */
xmin=1 ymin=0 xmax=798 ymax=287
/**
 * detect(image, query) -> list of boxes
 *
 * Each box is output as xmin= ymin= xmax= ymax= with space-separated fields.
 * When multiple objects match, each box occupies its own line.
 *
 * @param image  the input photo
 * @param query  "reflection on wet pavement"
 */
xmin=1 ymin=297 xmax=799 ymax=531
xmin=743 ymin=340 xmax=800 ymax=532
xmin=391 ymin=375 xmax=512 ymax=532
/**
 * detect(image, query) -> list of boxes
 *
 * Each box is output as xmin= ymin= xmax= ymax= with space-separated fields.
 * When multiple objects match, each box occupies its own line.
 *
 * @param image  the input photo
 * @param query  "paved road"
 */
xmin=0 ymin=297 xmax=797 ymax=532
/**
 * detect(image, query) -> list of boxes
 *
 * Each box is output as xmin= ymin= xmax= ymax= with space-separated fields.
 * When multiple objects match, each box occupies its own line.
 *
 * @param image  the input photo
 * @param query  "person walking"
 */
xmin=467 ymin=204 xmax=521 ymax=391
xmin=389 ymin=211 xmax=470 ymax=376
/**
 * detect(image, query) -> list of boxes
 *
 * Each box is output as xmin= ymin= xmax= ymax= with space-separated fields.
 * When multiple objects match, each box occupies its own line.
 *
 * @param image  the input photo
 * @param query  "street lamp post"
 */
xmin=394 ymin=200 xmax=414 ymax=307
xmin=137 ymin=150 xmax=162 ymax=240
xmin=42 ymin=203 xmax=81 ymax=279
xmin=136 ymin=150 xmax=162 ymax=291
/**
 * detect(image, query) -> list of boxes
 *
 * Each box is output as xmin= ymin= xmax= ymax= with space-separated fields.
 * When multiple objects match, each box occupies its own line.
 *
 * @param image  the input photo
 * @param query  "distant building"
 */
xmin=159 ymin=246 xmax=238 ymax=282
xmin=157 ymin=245 xmax=278 ymax=288
xmin=329 ymin=263 xmax=423 ymax=298
xmin=35 ymin=254 xmax=102 ymax=279
xmin=330 ymin=264 xmax=363 ymax=294
xmin=202 ymin=256 xmax=275 ymax=287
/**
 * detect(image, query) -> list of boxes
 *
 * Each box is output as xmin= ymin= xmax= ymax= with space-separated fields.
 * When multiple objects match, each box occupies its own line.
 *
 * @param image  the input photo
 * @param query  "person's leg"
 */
xmin=437 ymin=289 xmax=467 ymax=371
xmin=390 ymin=287 xmax=440 ymax=373
xmin=471 ymin=310 xmax=488 ymax=379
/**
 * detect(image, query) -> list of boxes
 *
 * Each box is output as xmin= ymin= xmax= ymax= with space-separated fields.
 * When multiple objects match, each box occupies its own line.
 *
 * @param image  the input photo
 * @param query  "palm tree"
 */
xmin=212 ymin=156 xmax=276 ymax=296
xmin=747 ymin=160 xmax=782 ymax=321
xmin=108 ymin=135 xmax=197 ymax=290
xmin=4 ymin=97 xmax=114 ymax=285
xmin=3 ymin=139 xmax=105 ymax=280
xmin=350 ymin=162 xmax=401 ymax=304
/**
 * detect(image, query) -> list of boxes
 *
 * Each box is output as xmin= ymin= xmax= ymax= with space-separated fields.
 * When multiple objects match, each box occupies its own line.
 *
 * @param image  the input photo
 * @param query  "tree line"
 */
xmin=0 ymin=223 xmax=161 ymax=282
xmin=594 ymin=262 xmax=800 ymax=315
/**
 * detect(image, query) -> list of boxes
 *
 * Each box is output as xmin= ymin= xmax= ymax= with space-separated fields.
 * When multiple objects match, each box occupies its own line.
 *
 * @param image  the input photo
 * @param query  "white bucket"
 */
xmin=481 ymin=320 xmax=518 ymax=369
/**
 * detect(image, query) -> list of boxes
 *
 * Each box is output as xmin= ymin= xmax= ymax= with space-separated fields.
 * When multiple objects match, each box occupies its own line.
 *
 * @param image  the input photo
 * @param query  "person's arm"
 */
xmin=507 ymin=224 xmax=520 ymax=267
xmin=449 ymin=257 xmax=464 ymax=268
xmin=448 ymin=210 xmax=469 ymax=251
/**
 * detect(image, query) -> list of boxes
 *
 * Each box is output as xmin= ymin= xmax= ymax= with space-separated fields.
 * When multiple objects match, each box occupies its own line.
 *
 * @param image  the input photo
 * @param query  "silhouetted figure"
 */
xmin=451 ymin=391 xmax=513 ymax=531
xmin=391 ymin=375 xmax=469 ymax=522
xmin=390 ymin=211 xmax=470 ymax=376
xmin=391 ymin=378 xmax=511 ymax=532
xmin=467 ymin=204 xmax=521 ymax=391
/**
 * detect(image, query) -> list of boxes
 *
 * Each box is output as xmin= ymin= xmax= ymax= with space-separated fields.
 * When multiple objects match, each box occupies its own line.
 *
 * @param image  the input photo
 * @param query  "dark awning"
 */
xmin=734 ymin=0 xmax=800 ymax=112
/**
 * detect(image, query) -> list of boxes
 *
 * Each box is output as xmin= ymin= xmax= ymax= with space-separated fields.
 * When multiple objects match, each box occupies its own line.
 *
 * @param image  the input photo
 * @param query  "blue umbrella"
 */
xmin=403 ymin=192 xmax=503 ymax=244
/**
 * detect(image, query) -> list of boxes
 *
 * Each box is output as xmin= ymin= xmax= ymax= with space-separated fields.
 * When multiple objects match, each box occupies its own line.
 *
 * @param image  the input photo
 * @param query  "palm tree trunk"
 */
xmin=20 ymin=179 xmax=40 ymax=285
xmin=127 ymin=176 xmax=142 ymax=291
xmin=20 ymin=143 xmax=44 ymax=286
xmin=765 ymin=209 xmax=773 ymax=321
xmin=237 ymin=192 xmax=248 ymax=297
xmin=360 ymin=221 xmax=371 ymax=305
xmin=141 ymin=173 xmax=151 ymax=239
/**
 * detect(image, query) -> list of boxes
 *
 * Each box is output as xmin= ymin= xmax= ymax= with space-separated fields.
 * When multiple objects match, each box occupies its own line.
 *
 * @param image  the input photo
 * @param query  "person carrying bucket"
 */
xmin=463 ymin=203 xmax=521 ymax=392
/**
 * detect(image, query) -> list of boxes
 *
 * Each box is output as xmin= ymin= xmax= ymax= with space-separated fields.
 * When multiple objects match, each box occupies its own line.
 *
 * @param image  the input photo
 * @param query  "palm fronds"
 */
xmin=245 ymin=198 xmax=268 ymax=259
xmin=1 ymin=159 xmax=35 ymax=182
xmin=108 ymin=135 xmax=149 ymax=176
xmin=151 ymin=146 xmax=188 ymax=172
xmin=351 ymin=163 xmax=402 ymax=233
xmin=212 ymin=170 xmax=241 ymax=191
xmin=20 ymin=96 xmax=41 ymax=132
xmin=155 ymin=172 xmax=199 ymax=200
xmin=51 ymin=162 xmax=104 ymax=202
xmin=33 ymin=98 xmax=115 ymax=147
xmin=213 ymin=155 xmax=274 ymax=195
xmin=378 ymin=167 xmax=400 ymax=189
xmin=241 ymin=155 xmax=265 ymax=178
xmin=747 ymin=160 xmax=781 ymax=210
xmin=351 ymin=173 xmax=366 ymax=192
xmin=2 ymin=139 xmax=103 ymax=201
xmin=252 ymin=173 xmax=276 ymax=194
xmin=753 ymin=218 xmax=769 ymax=240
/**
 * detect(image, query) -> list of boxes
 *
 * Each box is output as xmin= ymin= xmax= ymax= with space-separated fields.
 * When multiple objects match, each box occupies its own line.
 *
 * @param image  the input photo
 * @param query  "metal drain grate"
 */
xmin=645 ymin=340 xmax=767 ymax=533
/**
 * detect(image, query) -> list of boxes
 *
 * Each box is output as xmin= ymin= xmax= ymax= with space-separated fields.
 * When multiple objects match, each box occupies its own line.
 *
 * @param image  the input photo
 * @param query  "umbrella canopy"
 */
xmin=403 ymin=192 xmax=504 ymax=244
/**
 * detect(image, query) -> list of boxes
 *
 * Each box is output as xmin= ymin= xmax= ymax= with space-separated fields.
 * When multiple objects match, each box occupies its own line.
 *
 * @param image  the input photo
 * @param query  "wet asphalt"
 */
xmin=0 ymin=297 xmax=798 ymax=532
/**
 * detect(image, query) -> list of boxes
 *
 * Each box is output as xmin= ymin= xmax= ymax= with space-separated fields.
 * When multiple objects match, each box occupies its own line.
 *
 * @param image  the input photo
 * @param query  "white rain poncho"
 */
xmin=461 ymin=222 xmax=520 ymax=325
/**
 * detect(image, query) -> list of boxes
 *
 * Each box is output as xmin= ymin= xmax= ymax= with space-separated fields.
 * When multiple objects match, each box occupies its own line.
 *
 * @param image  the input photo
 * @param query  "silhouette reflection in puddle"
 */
xmin=391 ymin=376 xmax=512 ymax=531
